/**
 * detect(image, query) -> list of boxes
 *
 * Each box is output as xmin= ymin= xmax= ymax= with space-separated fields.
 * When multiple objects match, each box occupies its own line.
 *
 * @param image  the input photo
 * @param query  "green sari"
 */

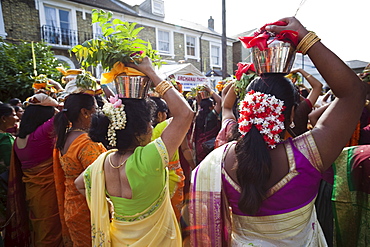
xmin=332 ymin=145 xmax=370 ymax=246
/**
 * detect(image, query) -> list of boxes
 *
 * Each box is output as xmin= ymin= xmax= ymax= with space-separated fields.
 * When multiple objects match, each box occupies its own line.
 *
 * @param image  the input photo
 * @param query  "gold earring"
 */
xmin=85 ymin=115 xmax=88 ymax=119
xmin=289 ymin=122 xmax=295 ymax=129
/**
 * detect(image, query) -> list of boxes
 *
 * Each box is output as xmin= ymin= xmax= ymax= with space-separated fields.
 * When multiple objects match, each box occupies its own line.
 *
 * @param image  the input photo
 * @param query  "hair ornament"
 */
xmin=102 ymin=95 xmax=127 ymax=147
xmin=238 ymin=90 xmax=286 ymax=149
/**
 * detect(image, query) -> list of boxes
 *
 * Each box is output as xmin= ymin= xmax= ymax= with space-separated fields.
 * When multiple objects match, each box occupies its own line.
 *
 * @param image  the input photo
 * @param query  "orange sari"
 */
xmin=53 ymin=133 xmax=106 ymax=247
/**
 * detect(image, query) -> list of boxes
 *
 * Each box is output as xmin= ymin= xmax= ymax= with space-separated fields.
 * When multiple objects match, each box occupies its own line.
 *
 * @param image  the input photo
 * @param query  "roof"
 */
xmin=205 ymin=69 xmax=230 ymax=77
xmin=68 ymin=0 xmax=139 ymax=16
xmin=167 ymin=18 xmax=221 ymax=36
xmin=156 ymin=63 xmax=206 ymax=78
xmin=345 ymin=60 xmax=369 ymax=70
xmin=231 ymin=28 xmax=257 ymax=40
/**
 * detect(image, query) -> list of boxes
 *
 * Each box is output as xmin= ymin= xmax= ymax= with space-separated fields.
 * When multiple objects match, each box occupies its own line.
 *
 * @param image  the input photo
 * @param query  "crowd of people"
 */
xmin=0 ymin=16 xmax=369 ymax=247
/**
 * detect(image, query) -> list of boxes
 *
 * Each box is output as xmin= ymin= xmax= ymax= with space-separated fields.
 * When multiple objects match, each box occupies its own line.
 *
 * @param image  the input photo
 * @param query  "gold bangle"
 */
xmin=296 ymin=32 xmax=316 ymax=51
xmin=305 ymin=74 xmax=312 ymax=79
xmin=296 ymin=31 xmax=321 ymax=55
xmin=301 ymin=36 xmax=321 ymax=55
xmin=161 ymin=84 xmax=173 ymax=96
xmin=155 ymin=80 xmax=173 ymax=97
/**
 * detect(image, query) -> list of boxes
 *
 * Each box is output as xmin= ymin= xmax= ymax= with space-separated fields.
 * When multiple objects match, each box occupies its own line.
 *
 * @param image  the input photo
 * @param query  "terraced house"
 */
xmin=0 ymin=0 xmax=234 ymax=81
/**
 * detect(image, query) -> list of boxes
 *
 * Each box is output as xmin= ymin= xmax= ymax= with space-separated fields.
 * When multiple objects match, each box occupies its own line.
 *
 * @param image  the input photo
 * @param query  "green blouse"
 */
xmin=0 ymin=132 xmax=14 ymax=173
xmin=106 ymin=138 xmax=169 ymax=217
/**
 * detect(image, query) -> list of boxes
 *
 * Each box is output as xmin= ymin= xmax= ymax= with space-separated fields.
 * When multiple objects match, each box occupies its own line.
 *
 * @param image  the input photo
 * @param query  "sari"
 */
xmin=5 ymin=116 xmax=62 ymax=246
xmin=5 ymin=155 xmax=62 ymax=247
xmin=0 ymin=132 xmax=14 ymax=224
xmin=152 ymin=119 xmax=185 ymax=221
xmin=53 ymin=133 xmax=106 ymax=247
xmin=188 ymin=131 xmax=327 ymax=246
xmin=192 ymin=110 xmax=221 ymax=165
xmin=83 ymin=138 xmax=182 ymax=246
xmin=332 ymin=145 xmax=370 ymax=246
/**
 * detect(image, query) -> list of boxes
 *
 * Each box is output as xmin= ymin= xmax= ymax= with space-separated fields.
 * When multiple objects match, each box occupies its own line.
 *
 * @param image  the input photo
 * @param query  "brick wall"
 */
xmin=2 ymin=0 xmax=40 ymax=42
xmin=76 ymin=11 xmax=93 ymax=44
xmin=136 ymin=24 xmax=156 ymax=50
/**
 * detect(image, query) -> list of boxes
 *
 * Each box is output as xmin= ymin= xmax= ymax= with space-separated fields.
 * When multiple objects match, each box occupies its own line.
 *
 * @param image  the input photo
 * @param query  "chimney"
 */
xmin=208 ymin=16 xmax=214 ymax=30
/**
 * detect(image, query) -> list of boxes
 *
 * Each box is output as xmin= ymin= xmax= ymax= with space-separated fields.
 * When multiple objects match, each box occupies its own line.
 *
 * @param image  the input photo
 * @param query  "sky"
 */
xmin=124 ymin=0 xmax=369 ymax=63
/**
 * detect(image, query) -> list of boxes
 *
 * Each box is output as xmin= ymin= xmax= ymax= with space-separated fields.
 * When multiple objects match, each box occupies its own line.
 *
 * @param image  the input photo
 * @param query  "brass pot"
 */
xmin=114 ymin=73 xmax=151 ymax=99
xmin=252 ymin=38 xmax=296 ymax=74
xmin=198 ymin=90 xmax=211 ymax=99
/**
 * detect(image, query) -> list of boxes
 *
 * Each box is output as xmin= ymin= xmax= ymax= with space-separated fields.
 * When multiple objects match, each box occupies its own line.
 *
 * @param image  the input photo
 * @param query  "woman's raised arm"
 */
xmin=129 ymin=58 xmax=195 ymax=158
xmin=267 ymin=17 xmax=368 ymax=170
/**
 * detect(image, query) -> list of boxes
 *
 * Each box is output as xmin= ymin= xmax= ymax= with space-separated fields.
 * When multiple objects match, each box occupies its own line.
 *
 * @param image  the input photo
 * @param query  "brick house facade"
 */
xmin=1 ymin=0 xmax=235 ymax=81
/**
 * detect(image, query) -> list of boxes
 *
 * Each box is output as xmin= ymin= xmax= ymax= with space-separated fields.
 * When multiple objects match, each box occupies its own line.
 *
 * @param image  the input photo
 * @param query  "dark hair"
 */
xmin=89 ymin=112 xmax=110 ymax=149
xmin=195 ymin=98 xmax=215 ymax=133
xmin=235 ymin=73 xmax=299 ymax=215
xmin=94 ymin=95 xmax=105 ymax=109
xmin=14 ymin=106 xmax=21 ymax=113
xmin=8 ymin=98 xmax=21 ymax=106
xmin=0 ymin=103 xmax=14 ymax=118
xmin=18 ymin=105 xmax=55 ymax=138
xmin=114 ymin=99 xmax=153 ymax=152
xmin=150 ymin=97 xmax=168 ymax=127
xmin=54 ymin=93 xmax=96 ymax=150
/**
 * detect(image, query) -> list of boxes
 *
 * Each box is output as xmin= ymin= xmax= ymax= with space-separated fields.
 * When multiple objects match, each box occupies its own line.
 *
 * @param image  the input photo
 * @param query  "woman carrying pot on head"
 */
xmin=185 ymin=17 xmax=368 ymax=246
xmin=5 ymin=94 xmax=62 ymax=247
xmin=53 ymin=92 xmax=107 ymax=246
xmin=75 ymin=57 xmax=194 ymax=246
xmin=192 ymin=84 xmax=222 ymax=165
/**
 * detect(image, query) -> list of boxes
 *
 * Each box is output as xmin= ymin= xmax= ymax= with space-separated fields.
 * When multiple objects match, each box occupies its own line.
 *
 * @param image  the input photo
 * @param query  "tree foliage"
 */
xmin=0 ymin=40 xmax=62 ymax=102
xmin=70 ymin=9 xmax=162 ymax=71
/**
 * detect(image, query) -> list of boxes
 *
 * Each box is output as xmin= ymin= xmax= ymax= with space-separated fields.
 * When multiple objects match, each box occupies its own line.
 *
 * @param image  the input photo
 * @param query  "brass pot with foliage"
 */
xmin=71 ymin=9 xmax=162 ymax=98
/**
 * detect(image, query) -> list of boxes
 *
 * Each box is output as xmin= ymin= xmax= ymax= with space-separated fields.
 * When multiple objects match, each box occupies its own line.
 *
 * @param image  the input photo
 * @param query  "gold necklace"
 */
xmin=108 ymin=152 xmax=128 ymax=169
xmin=69 ymin=128 xmax=89 ymax=132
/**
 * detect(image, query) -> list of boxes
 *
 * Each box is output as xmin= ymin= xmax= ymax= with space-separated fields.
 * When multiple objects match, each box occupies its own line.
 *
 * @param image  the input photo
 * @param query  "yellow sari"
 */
xmin=84 ymin=150 xmax=182 ymax=246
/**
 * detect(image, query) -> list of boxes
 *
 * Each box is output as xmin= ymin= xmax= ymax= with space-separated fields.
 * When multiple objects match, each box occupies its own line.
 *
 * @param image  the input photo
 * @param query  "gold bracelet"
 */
xmin=296 ymin=31 xmax=316 ymax=51
xmin=155 ymin=80 xmax=168 ymax=92
xmin=296 ymin=32 xmax=313 ymax=51
xmin=155 ymin=80 xmax=173 ymax=97
xmin=160 ymin=84 xmax=173 ymax=96
xmin=296 ymin=31 xmax=321 ymax=55
xmin=301 ymin=36 xmax=321 ymax=55
xmin=305 ymin=74 xmax=312 ymax=79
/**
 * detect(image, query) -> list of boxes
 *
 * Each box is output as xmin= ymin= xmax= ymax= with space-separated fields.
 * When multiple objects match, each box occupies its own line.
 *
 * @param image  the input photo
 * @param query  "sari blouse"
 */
xmin=106 ymin=138 xmax=169 ymax=217
xmin=14 ymin=117 xmax=55 ymax=169
xmin=223 ymin=131 xmax=324 ymax=216
xmin=0 ymin=132 xmax=14 ymax=172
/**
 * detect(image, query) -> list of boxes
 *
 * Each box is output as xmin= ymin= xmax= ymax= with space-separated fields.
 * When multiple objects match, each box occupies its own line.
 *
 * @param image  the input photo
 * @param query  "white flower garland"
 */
xmin=102 ymin=95 xmax=127 ymax=147
xmin=238 ymin=90 xmax=286 ymax=149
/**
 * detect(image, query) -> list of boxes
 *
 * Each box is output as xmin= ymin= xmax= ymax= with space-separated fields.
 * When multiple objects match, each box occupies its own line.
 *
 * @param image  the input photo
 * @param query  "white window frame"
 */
xmin=185 ymin=34 xmax=199 ymax=60
xmin=210 ymin=43 xmax=221 ymax=67
xmin=156 ymin=29 xmax=174 ymax=57
xmin=38 ymin=1 xmax=78 ymax=47
xmin=0 ymin=0 xmax=7 ymax=38
xmin=151 ymin=0 xmax=164 ymax=17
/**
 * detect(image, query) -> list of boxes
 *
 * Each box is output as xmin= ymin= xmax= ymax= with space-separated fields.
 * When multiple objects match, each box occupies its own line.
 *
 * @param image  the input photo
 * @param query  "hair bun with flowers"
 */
xmin=102 ymin=95 xmax=127 ymax=147
xmin=238 ymin=90 xmax=286 ymax=149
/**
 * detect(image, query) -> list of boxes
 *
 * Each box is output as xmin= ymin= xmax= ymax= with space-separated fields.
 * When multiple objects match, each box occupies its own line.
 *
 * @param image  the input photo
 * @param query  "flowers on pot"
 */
xmin=70 ymin=9 xmax=162 ymax=84
xmin=234 ymin=62 xmax=257 ymax=100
